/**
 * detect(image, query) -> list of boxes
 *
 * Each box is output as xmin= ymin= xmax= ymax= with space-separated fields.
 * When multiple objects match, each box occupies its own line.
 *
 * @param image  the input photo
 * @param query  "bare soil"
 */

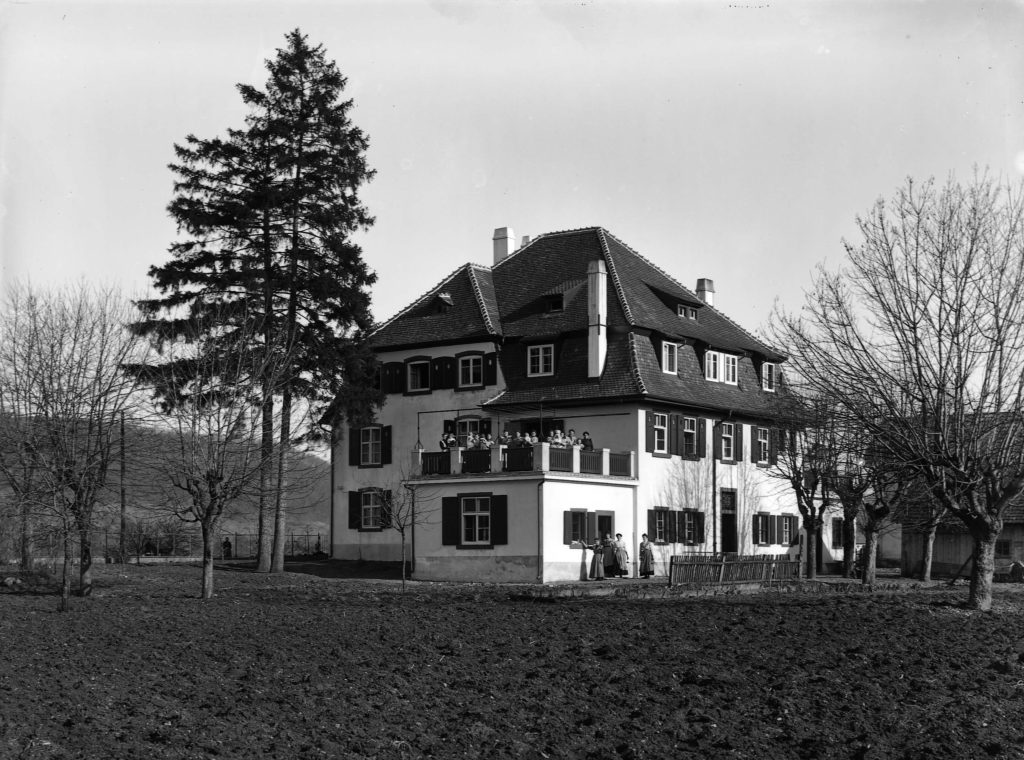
xmin=2 ymin=562 xmax=1024 ymax=760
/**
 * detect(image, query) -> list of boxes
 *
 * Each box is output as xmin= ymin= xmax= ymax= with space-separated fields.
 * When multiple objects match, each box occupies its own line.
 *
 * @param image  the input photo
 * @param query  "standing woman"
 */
xmin=588 ymin=539 xmax=605 ymax=580
xmin=638 ymin=533 xmax=654 ymax=578
xmin=602 ymin=533 xmax=618 ymax=578
xmin=614 ymin=533 xmax=630 ymax=578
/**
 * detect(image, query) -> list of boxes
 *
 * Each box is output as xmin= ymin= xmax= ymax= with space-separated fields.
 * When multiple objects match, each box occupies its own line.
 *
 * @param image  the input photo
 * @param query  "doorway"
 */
xmin=720 ymin=488 xmax=738 ymax=553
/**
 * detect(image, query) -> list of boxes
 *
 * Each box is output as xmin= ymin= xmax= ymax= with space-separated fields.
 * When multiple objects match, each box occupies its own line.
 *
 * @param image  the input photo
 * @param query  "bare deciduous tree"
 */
xmin=775 ymin=174 xmax=1024 ymax=610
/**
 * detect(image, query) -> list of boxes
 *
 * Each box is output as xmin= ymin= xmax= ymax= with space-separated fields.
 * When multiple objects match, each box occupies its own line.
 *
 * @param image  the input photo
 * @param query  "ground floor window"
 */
xmin=347 ymin=489 xmax=391 ymax=532
xmin=362 ymin=490 xmax=383 ymax=529
xmin=649 ymin=508 xmax=705 ymax=545
xmin=462 ymin=496 xmax=491 ymax=545
xmin=753 ymin=513 xmax=773 ymax=546
xmin=442 ymin=494 xmax=508 ymax=549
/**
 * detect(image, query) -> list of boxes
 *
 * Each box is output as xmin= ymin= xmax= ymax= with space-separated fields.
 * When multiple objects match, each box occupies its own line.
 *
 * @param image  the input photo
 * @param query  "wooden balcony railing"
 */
xmin=410 ymin=444 xmax=635 ymax=479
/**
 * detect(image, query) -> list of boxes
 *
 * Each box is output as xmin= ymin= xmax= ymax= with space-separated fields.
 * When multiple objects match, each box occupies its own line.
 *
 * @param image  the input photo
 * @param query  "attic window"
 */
xmin=434 ymin=293 xmax=453 ymax=314
xmin=544 ymin=294 xmax=564 ymax=313
xmin=677 ymin=304 xmax=698 ymax=320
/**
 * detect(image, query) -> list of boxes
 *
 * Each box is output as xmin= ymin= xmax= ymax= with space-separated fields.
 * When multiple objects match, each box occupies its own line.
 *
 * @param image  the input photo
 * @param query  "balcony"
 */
xmin=412 ymin=443 xmax=635 ymax=480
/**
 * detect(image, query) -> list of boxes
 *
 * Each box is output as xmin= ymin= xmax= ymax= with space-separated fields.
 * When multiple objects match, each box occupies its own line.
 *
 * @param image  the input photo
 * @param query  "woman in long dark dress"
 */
xmin=588 ymin=540 xmax=605 ymax=580
xmin=638 ymin=533 xmax=654 ymax=578
xmin=602 ymin=533 xmax=618 ymax=578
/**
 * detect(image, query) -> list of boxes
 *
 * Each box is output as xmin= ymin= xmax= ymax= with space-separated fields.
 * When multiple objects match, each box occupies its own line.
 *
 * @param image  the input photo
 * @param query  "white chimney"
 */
xmin=493 ymin=227 xmax=515 ymax=265
xmin=588 ymin=259 xmax=608 ymax=378
xmin=521 ymin=235 xmax=531 ymax=247
xmin=696 ymin=278 xmax=715 ymax=307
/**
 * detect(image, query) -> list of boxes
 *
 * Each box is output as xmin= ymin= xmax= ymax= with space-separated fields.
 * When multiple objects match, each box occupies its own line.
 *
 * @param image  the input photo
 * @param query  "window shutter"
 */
xmin=767 ymin=513 xmax=777 ymax=545
xmin=384 ymin=362 xmax=405 ymax=394
xmin=668 ymin=415 xmax=680 ymax=456
xmin=790 ymin=518 xmax=801 ymax=546
xmin=752 ymin=514 xmax=760 ymax=545
xmin=443 ymin=419 xmax=456 ymax=435
xmin=586 ymin=512 xmax=598 ymax=545
xmin=380 ymin=490 xmax=393 ymax=528
xmin=735 ymin=424 xmax=744 ymax=462
xmin=647 ymin=510 xmax=656 ymax=541
xmin=348 ymin=428 xmax=360 ymax=467
xmin=769 ymin=428 xmax=778 ymax=465
xmin=695 ymin=512 xmax=706 ymax=544
xmin=441 ymin=357 xmax=457 ymax=389
xmin=563 ymin=511 xmax=574 ymax=544
xmin=441 ymin=497 xmax=459 ymax=545
xmin=713 ymin=423 xmax=722 ymax=461
xmin=431 ymin=358 xmax=446 ymax=390
xmin=750 ymin=428 xmax=760 ymax=464
xmin=491 ymin=495 xmax=508 ymax=546
xmin=348 ymin=492 xmax=361 ymax=530
xmin=832 ymin=518 xmax=843 ymax=549
xmin=666 ymin=510 xmax=678 ymax=543
xmin=645 ymin=411 xmax=655 ymax=453
xmin=697 ymin=418 xmax=707 ymax=458
xmin=483 ymin=352 xmax=498 ymax=385
xmin=381 ymin=426 xmax=392 ymax=465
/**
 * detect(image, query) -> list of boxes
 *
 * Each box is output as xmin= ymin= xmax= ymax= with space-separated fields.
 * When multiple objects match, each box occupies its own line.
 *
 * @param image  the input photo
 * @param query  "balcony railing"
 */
xmin=411 ymin=443 xmax=635 ymax=480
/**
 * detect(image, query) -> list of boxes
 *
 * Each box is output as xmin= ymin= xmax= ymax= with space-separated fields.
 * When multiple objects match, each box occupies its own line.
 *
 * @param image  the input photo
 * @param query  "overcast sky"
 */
xmin=2 ymin=0 xmax=1022 ymax=337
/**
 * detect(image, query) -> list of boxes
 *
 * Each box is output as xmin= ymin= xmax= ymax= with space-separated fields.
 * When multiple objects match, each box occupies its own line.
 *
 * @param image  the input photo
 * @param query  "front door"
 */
xmin=720 ymin=489 xmax=738 ymax=553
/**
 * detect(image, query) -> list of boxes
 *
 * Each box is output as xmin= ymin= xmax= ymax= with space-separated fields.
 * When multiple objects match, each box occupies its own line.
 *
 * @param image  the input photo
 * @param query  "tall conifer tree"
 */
xmin=133 ymin=30 xmax=380 ymax=571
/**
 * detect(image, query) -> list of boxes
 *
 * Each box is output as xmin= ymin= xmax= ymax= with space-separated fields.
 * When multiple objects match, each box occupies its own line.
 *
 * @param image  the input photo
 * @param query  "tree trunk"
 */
xmin=804 ymin=524 xmax=817 ymax=580
xmin=19 ymin=498 xmax=32 ymax=571
xmin=60 ymin=531 xmax=72 ymax=613
xmin=966 ymin=521 xmax=1000 ymax=611
xmin=861 ymin=528 xmax=879 ymax=586
xmin=77 ymin=525 xmax=93 ymax=597
xmin=270 ymin=390 xmax=292 ymax=574
xmin=842 ymin=513 xmax=858 ymax=578
xmin=256 ymin=393 xmax=274 ymax=572
xmin=201 ymin=522 xmax=216 ymax=600
xmin=400 ymin=530 xmax=407 ymax=593
xmin=920 ymin=521 xmax=937 ymax=581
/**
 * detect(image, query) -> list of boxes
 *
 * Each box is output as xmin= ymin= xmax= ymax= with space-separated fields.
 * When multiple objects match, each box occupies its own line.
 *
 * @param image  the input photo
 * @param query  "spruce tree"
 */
xmin=133 ymin=29 xmax=380 ymax=572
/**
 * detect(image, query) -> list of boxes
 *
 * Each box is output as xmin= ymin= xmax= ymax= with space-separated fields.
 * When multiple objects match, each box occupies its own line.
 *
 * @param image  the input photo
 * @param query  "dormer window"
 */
xmin=677 ymin=304 xmax=698 ymax=320
xmin=434 ymin=292 xmax=453 ymax=314
xmin=544 ymin=294 xmax=564 ymax=313
xmin=705 ymin=350 xmax=738 ymax=385
xmin=661 ymin=342 xmax=679 ymax=374
xmin=762 ymin=362 xmax=776 ymax=392
xmin=527 ymin=344 xmax=554 ymax=377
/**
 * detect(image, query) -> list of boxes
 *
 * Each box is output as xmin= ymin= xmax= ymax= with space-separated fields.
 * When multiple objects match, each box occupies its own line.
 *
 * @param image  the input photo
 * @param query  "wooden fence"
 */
xmin=668 ymin=553 xmax=801 ymax=586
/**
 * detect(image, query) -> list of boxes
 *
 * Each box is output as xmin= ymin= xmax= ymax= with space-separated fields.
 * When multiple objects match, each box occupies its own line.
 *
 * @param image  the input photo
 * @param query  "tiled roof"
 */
xmin=370 ymin=264 xmax=501 ymax=350
xmin=372 ymin=225 xmax=784 ymax=416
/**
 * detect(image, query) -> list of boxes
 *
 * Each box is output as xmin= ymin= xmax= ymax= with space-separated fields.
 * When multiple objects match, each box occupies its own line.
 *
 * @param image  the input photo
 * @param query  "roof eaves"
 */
xmin=598 ymin=228 xmax=636 ymax=326
xmin=467 ymin=264 xmax=501 ymax=336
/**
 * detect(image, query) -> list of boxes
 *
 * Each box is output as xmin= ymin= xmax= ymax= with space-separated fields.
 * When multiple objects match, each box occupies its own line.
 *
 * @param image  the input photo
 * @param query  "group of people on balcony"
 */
xmin=438 ymin=428 xmax=596 ymax=451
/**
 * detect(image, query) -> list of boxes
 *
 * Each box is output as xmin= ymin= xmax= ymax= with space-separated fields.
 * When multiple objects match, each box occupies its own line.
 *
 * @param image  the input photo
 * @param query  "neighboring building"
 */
xmin=329 ymin=227 xmax=802 ymax=582
xmin=901 ymin=505 xmax=1023 ymax=578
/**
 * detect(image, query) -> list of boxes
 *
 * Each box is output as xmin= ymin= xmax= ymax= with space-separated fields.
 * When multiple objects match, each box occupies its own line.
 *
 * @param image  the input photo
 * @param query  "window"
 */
xmin=457 ymin=418 xmax=481 ymax=447
xmin=832 ymin=518 xmax=844 ymax=549
xmin=360 ymin=427 xmax=381 ymax=466
xmin=682 ymin=417 xmax=697 ymax=457
xmin=705 ymin=351 xmax=720 ymax=381
xmin=662 ymin=342 xmax=678 ymax=374
xmin=683 ymin=511 xmax=699 ymax=544
xmin=649 ymin=508 xmax=705 ymax=545
xmin=996 ymin=540 xmax=1011 ymax=557
xmin=653 ymin=413 xmax=668 ymax=454
xmin=762 ymin=362 xmax=776 ymax=392
xmin=407 ymin=360 xmax=430 ymax=392
xmin=458 ymin=355 xmax=483 ymax=388
xmin=677 ymin=304 xmax=698 ymax=320
xmin=462 ymin=496 xmax=491 ymax=545
xmin=654 ymin=510 xmax=667 ymax=543
xmin=544 ymin=294 xmax=564 ymax=312
xmin=756 ymin=427 xmax=769 ymax=464
xmin=361 ymin=490 xmax=383 ymax=529
xmin=781 ymin=516 xmax=796 ymax=545
xmin=527 ymin=344 xmax=554 ymax=377
xmin=721 ymin=422 xmax=734 ymax=461
xmin=564 ymin=510 xmax=591 ymax=544
xmin=753 ymin=514 xmax=772 ymax=545
xmin=723 ymin=354 xmax=738 ymax=384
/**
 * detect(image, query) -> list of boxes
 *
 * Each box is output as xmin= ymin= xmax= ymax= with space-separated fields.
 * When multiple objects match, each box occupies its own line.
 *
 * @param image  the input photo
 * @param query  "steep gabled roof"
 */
xmin=370 ymin=264 xmax=501 ymax=350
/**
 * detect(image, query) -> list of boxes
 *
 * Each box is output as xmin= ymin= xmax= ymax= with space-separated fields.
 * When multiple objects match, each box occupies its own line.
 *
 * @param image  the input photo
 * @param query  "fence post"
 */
xmin=718 ymin=557 xmax=726 ymax=584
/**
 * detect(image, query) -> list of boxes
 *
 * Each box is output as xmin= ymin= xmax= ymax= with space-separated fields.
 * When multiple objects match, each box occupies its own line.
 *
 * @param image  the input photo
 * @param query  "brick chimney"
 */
xmin=493 ymin=227 xmax=515 ymax=265
xmin=588 ymin=259 xmax=608 ymax=378
xmin=696 ymin=278 xmax=715 ymax=307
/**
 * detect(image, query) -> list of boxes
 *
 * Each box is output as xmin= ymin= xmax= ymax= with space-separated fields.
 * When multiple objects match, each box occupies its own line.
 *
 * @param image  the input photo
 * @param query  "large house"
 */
xmin=329 ymin=227 xmax=803 ymax=582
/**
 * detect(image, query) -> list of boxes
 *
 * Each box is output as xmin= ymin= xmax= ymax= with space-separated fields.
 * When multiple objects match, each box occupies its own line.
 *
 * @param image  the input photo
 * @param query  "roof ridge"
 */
xmin=627 ymin=332 xmax=648 ymax=395
xmin=598 ymin=229 xmax=636 ymax=326
xmin=369 ymin=263 xmax=473 ymax=339
xmin=601 ymin=228 xmax=778 ymax=356
xmin=492 ymin=226 xmax=604 ymax=270
xmin=466 ymin=264 xmax=500 ymax=336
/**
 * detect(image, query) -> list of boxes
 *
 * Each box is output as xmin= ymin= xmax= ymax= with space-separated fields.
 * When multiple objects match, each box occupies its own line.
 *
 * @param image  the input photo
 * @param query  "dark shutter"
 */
xmin=713 ymin=423 xmax=722 ymax=461
xmin=348 ymin=491 xmax=361 ymax=530
xmin=751 ymin=427 xmax=760 ymax=463
xmin=776 ymin=516 xmax=785 ymax=546
xmin=491 ymin=495 xmax=508 ymax=546
xmin=563 ymin=511 xmax=574 ymax=544
xmin=645 ymin=411 xmax=655 ymax=453
xmin=767 ymin=513 xmax=777 ymax=545
xmin=668 ymin=415 xmax=680 ymax=456
xmin=790 ymin=518 xmax=800 ymax=546
xmin=647 ymin=510 xmax=657 ymax=541
xmin=697 ymin=418 xmax=707 ymax=458
xmin=769 ymin=428 xmax=778 ymax=465
xmin=431 ymin=358 xmax=446 ymax=390
xmin=752 ymin=514 xmax=760 ymax=545
xmin=380 ymin=490 xmax=393 ymax=528
xmin=383 ymin=362 xmax=405 ymax=394
xmin=832 ymin=518 xmax=843 ymax=549
xmin=441 ymin=497 xmax=460 ymax=545
xmin=586 ymin=513 xmax=598 ymax=545
xmin=666 ymin=510 xmax=678 ymax=543
xmin=483 ymin=352 xmax=498 ymax=385
xmin=441 ymin=357 xmax=457 ymax=389
xmin=695 ymin=512 xmax=706 ymax=544
xmin=381 ymin=426 xmax=392 ymax=465
xmin=735 ymin=424 xmax=744 ymax=462
xmin=349 ymin=428 xmax=360 ymax=466
xmin=443 ymin=419 xmax=456 ymax=435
